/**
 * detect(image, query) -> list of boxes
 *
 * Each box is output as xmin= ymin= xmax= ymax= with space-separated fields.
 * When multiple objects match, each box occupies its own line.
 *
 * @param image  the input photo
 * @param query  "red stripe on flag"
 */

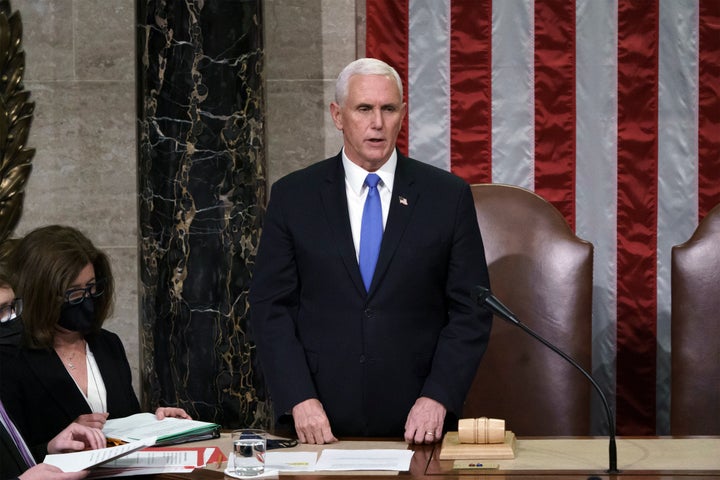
xmin=698 ymin=0 xmax=720 ymax=220
xmin=616 ymin=0 xmax=659 ymax=435
xmin=534 ymin=0 xmax=576 ymax=230
xmin=365 ymin=0 xmax=410 ymax=156
xmin=449 ymin=1 xmax=492 ymax=184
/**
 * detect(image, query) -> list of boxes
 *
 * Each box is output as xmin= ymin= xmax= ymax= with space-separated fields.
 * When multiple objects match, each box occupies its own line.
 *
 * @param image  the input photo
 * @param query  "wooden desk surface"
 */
xmin=132 ymin=435 xmax=720 ymax=480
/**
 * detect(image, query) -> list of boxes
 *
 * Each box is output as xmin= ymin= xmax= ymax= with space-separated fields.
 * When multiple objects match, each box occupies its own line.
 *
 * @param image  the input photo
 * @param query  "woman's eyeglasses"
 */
xmin=64 ymin=279 xmax=106 ymax=305
xmin=0 ymin=298 xmax=23 ymax=323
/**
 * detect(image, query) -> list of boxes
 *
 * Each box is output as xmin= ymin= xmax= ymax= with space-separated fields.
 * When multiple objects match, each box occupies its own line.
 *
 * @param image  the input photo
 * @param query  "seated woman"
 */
xmin=0 ymin=225 xmax=190 ymax=456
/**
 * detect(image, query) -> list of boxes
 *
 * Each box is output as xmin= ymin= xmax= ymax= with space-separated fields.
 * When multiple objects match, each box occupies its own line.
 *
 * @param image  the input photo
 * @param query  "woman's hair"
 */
xmin=335 ymin=57 xmax=404 ymax=106
xmin=7 ymin=225 xmax=114 ymax=349
xmin=0 ymin=271 xmax=12 ymax=291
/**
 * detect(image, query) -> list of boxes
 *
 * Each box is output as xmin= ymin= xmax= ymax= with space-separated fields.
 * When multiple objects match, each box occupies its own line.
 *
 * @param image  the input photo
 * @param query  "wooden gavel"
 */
xmin=457 ymin=417 xmax=506 ymax=444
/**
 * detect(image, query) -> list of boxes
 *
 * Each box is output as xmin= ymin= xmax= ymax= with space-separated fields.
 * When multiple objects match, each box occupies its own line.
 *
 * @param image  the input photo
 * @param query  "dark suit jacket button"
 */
xmin=359 ymin=355 xmax=366 ymax=364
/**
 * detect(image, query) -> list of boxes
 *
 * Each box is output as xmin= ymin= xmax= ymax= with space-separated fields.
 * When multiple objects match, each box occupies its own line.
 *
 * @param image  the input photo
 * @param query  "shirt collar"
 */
xmin=342 ymin=149 xmax=397 ymax=195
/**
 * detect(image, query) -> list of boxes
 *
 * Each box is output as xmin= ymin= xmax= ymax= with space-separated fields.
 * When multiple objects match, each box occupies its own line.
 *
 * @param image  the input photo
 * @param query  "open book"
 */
xmin=103 ymin=412 xmax=220 ymax=446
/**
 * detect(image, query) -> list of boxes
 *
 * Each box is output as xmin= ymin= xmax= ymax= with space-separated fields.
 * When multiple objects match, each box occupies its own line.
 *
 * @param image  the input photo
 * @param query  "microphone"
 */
xmin=473 ymin=285 xmax=619 ymax=474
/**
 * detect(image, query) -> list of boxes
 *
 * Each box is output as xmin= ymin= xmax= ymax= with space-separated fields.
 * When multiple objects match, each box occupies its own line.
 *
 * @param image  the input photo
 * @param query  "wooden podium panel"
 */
xmin=433 ymin=437 xmax=720 ymax=473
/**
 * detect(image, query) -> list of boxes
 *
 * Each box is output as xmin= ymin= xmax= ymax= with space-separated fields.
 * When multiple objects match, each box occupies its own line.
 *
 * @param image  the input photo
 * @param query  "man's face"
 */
xmin=330 ymin=74 xmax=406 ymax=172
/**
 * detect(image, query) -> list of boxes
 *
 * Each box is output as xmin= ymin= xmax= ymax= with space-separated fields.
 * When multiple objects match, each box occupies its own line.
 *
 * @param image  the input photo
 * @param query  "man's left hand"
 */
xmin=404 ymin=397 xmax=446 ymax=444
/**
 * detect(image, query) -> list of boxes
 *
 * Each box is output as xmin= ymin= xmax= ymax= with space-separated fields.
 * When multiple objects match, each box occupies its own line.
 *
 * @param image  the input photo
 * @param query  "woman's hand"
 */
xmin=73 ymin=412 xmax=109 ymax=430
xmin=154 ymin=406 xmax=192 ymax=420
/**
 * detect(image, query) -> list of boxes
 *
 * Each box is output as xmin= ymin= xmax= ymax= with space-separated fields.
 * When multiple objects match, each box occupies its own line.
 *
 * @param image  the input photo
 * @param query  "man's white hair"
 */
xmin=335 ymin=58 xmax=403 ymax=106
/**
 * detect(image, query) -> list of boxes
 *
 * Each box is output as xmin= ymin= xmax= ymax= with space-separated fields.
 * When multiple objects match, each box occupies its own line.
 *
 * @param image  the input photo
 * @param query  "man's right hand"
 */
xmin=48 ymin=422 xmax=106 ymax=454
xmin=291 ymin=398 xmax=338 ymax=444
xmin=19 ymin=463 xmax=88 ymax=480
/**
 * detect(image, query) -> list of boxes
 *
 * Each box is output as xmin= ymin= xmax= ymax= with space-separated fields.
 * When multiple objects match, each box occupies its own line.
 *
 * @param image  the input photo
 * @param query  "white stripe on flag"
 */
xmin=575 ymin=0 xmax=619 ymax=435
xmin=656 ymin=0 xmax=700 ymax=434
xmin=491 ymin=0 xmax=535 ymax=188
xmin=408 ymin=0 xmax=451 ymax=170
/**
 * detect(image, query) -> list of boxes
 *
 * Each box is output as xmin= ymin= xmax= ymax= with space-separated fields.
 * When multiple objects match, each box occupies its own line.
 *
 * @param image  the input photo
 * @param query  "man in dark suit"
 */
xmin=249 ymin=58 xmax=492 ymax=445
xmin=1 ymin=399 xmax=104 ymax=480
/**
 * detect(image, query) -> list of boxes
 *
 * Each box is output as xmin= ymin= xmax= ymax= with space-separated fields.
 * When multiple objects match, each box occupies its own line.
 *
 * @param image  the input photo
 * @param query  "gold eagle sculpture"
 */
xmin=0 ymin=0 xmax=33 ymax=258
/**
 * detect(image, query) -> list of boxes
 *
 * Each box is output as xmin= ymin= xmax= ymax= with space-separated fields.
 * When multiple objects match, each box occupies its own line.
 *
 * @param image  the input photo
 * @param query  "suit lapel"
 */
xmin=369 ymin=154 xmax=419 ymax=295
xmin=23 ymin=348 xmax=90 ymax=418
xmin=320 ymin=156 xmax=367 ymax=296
xmin=0 ymin=426 xmax=27 ymax=474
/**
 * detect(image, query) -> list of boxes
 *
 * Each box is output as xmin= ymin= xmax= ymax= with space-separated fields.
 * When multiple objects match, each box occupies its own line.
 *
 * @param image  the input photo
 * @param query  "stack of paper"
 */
xmin=103 ymin=412 xmax=220 ymax=446
xmin=43 ymin=438 xmax=226 ymax=478
xmin=87 ymin=446 xmax=225 ymax=478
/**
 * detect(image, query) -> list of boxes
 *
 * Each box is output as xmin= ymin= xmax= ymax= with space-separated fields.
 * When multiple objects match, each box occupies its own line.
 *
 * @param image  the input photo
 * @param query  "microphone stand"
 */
xmin=473 ymin=286 xmax=619 ymax=474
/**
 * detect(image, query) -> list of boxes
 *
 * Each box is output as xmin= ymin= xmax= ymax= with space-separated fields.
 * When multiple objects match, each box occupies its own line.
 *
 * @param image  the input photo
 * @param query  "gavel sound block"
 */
xmin=439 ymin=417 xmax=517 ymax=460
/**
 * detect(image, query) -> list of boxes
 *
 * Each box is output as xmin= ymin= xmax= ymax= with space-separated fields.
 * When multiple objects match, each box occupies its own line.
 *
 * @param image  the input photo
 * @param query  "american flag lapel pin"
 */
xmin=399 ymin=196 xmax=408 ymax=206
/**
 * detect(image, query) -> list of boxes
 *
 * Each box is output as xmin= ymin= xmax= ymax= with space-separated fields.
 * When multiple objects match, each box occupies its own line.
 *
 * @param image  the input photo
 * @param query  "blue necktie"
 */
xmin=0 ymin=399 xmax=36 ymax=468
xmin=359 ymin=173 xmax=383 ymax=291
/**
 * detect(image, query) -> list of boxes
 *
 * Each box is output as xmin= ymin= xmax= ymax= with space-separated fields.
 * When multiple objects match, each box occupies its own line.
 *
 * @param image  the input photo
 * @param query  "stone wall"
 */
xmin=12 ymin=0 xmax=361 ymax=422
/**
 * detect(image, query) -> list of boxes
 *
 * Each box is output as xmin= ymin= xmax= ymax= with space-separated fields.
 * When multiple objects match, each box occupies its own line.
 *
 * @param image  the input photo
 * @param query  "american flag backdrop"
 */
xmin=365 ymin=0 xmax=719 ymax=435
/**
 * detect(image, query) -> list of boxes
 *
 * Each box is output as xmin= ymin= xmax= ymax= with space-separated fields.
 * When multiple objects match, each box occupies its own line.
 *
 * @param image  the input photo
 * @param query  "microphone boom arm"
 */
xmin=473 ymin=286 xmax=619 ymax=474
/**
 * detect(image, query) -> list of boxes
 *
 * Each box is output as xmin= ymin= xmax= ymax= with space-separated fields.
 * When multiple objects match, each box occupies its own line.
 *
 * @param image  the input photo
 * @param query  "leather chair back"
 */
xmin=463 ymin=184 xmax=593 ymax=436
xmin=671 ymin=203 xmax=720 ymax=435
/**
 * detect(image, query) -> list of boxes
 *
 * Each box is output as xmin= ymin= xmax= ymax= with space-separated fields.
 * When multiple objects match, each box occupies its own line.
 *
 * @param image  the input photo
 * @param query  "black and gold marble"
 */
xmin=136 ymin=0 xmax=269 ymax=428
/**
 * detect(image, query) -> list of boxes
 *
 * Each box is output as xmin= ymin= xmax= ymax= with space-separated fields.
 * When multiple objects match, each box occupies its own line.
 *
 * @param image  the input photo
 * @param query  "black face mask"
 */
xmin=58 ymin=298 xmax=96 ymax=334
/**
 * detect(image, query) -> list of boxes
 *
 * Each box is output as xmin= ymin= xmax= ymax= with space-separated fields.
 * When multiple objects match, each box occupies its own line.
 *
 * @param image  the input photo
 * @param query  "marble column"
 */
xmin=136 ymin=0 xmax=270 ymax=428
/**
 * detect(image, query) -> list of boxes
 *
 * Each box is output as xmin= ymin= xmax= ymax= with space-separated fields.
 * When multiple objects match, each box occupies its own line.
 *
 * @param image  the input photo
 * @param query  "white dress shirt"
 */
xmin=342 ymin=149 xmax=396 ymax=261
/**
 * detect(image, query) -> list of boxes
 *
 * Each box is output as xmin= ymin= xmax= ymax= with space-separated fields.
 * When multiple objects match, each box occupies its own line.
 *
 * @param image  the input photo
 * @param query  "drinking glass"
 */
xmin=231 ymin=429 xmax=266 ymax=476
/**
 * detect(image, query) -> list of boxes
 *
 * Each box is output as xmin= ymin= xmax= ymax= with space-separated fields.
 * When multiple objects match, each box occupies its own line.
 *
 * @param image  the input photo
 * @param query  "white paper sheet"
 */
xmin=43 ymin=437 xmax=157 ymax=472
xmin=265 ymin=451 xmax=317 ymax=471
xmin=314 ymin=449 xmax=414 ymax=471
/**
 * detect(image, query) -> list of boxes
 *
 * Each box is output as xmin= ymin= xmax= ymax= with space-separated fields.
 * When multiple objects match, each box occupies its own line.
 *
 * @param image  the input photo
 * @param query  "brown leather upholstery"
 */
xmin=670 ymin=203 xmax=720 ymax=435
xmin=463 ymin=184 xmax=593 ymax=436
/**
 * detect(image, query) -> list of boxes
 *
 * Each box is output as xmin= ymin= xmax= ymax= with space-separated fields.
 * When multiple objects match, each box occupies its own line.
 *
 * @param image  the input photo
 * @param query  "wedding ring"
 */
xmin=425 ymin=431 xmax=435 ymax=436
